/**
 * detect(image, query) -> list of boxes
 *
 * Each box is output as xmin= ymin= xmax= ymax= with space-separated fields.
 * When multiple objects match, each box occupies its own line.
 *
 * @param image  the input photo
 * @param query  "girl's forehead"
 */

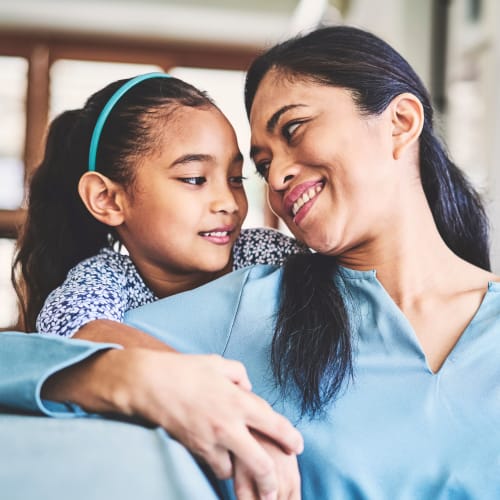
xmin=162 ymin=105 xmax=233 ymax=133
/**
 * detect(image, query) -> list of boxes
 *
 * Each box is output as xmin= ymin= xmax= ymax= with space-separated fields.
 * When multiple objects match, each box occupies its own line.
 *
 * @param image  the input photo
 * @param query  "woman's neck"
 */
xmin=337 ymin=187 xmax=488 ymax=305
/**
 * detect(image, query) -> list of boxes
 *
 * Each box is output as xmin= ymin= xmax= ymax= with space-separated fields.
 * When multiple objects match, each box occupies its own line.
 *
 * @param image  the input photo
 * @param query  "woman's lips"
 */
xmin=283 ymin=180 xmax=324 ymax=224
xmin=292 ymin=184 xmax=324 ymax=217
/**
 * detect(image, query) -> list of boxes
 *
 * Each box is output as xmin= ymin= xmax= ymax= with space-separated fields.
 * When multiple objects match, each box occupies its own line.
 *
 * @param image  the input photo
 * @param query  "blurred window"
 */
xmin=0 ymin=239 xmax=17 ymax=328
xmin=50 ymin=60 xmax=162 ymax=119
xmin=0 ymin=56 xmax=28 ymax=210
xmin=0 ymin=59 xmax=272 ymax=328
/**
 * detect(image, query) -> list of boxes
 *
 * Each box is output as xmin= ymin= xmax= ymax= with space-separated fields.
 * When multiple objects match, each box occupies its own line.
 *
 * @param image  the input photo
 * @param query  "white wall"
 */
xmin=446 ymin=0 xmax=500 ymax=271
xmin=482 ymin=0 xmax=500 ymax=271
xmin=347 ymin=0 xmax=500 ymax=272
xmin=345 ymin=0 xmax=433 ymax=88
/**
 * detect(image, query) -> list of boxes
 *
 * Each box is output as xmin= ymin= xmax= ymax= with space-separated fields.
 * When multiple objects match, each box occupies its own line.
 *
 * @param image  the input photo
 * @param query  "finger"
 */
xmin=212 ymin=357 xmax=252 ymax=391
xmin=224 ymin=427 xmax=278 ymax=499
xmin=234 ymin=460 xmax=259 ymax=500
xmin=251 ymin=430 xmax=301 ymax=500
xmin=201 ymin=446 xmax=234 ymax=480
xmin=244 ymin=394 xmax=303 ymax=454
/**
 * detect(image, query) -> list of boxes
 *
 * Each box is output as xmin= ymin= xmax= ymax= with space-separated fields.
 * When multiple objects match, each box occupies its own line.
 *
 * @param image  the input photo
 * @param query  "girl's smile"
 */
xmin=199 ymin=225 xmax=237 ymax=245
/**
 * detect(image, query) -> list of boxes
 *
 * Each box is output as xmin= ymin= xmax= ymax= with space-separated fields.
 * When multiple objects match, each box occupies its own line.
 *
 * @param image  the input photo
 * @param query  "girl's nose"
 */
xmin=210 ymin=186 xmax=239 ymax=214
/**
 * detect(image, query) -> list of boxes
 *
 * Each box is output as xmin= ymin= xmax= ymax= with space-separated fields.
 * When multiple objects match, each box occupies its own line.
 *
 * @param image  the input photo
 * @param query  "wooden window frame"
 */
xmin=0 ymin=29 xmax=278 ymax=238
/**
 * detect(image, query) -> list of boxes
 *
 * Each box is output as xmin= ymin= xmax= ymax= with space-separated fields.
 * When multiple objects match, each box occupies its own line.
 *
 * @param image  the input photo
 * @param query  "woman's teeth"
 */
xmin=292 ymin=185 xmax=323 ymax=217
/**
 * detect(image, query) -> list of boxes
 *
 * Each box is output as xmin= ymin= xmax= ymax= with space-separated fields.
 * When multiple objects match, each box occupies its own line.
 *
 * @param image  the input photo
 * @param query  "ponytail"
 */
xmin=273 ymin=253 xmax=352 ymax=416
xmin=13 ymin=110 xmax=109 ymax=331
xmin=420 ymin=130 xmax=490 ymax=270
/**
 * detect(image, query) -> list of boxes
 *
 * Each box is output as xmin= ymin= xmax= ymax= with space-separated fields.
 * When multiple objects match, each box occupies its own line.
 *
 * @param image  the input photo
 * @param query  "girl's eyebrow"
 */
xmin=171 ymin=154 xmax=212 ymax=167
xmin=171 ymin=152 xmax=243 ymax=168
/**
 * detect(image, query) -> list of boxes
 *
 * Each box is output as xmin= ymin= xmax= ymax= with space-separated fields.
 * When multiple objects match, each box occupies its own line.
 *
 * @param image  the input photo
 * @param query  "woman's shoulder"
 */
xmin=233 ymin=227 xmax=310 ymax=269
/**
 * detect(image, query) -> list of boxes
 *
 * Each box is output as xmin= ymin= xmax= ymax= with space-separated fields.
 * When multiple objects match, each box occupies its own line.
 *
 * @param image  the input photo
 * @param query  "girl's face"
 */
xmin=249 ymin=71 xmax=399 ymax=258
xmin=119 ymin=105 xmax=248 ymax=286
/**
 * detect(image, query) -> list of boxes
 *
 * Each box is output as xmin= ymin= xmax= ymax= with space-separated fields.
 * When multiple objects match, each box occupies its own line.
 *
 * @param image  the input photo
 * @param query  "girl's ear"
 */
xmin=389 ymin=92 xmax=424 ymax=160
xmin=78 ymin=172 xmax=126 ymax=227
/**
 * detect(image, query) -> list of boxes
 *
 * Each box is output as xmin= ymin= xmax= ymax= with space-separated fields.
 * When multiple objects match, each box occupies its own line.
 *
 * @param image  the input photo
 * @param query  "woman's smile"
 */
xmin=283 ymin=180 xmax=325 ymax=224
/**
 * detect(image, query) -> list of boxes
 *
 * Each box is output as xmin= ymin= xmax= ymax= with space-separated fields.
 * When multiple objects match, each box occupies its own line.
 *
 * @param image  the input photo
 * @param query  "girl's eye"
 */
xmin=229 ymin=176 xmax=247 ymax=187
xmin=180 ymin=177 xmax=206 ymax=185
xmin=282 ymin=121 xmax=301 ymax=141
xmin=255 ymin=161 xmax=270 ymax=180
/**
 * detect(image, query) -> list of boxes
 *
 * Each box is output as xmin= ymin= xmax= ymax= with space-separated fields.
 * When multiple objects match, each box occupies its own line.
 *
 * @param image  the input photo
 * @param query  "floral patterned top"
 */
xmin=37 ymin=227 xmax=309 ymax=337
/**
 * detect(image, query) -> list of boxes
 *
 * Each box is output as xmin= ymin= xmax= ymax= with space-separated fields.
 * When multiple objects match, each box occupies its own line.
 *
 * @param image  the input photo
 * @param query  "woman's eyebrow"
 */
xmin=266 ymin=104 xmax=306 ymax=133
xmin=250 ymin=104 xmax=307 ymax=159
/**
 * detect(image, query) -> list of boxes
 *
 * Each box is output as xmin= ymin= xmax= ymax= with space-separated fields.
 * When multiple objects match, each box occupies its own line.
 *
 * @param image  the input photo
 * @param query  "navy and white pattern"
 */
xmin=37 ymin=227 xmax=309 ymax=337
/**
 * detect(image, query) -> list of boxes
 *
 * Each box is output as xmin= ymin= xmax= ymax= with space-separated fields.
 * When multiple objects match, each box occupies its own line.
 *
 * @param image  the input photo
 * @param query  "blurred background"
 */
xmin=0 ymin=0 xmax=499 ymax=328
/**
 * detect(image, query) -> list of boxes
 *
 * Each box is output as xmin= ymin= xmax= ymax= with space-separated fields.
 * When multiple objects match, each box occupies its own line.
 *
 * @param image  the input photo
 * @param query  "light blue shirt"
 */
xmin=124 ymin=264 xmax=500 ymax=499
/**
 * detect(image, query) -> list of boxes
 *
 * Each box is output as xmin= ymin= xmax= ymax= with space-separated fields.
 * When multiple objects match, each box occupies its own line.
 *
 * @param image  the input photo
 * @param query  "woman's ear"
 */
xmin=78 ymin=172 xmax=126 ymax=227
xmin=389 ymin=93 xmax=424 ymax=160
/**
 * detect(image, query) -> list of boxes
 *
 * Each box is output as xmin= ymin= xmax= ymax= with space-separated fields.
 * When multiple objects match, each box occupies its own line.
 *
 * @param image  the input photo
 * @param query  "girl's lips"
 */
xmin=199 ymin=226 xmax=235 ymax=245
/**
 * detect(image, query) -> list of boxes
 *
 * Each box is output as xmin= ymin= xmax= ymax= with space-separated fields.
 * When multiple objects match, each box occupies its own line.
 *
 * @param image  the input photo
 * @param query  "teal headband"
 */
xmin=88 ymin=72 xmax=172 ymax=172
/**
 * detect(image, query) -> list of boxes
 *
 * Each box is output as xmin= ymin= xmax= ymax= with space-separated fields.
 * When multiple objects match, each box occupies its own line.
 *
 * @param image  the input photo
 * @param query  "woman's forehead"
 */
xmin=250 ymin=76 xmax=352 ymax=126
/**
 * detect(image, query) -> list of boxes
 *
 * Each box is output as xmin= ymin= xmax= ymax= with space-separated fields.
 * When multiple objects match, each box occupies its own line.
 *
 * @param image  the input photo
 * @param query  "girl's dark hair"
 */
xmin=245 ymin=25 xmax=490 ymax=415
xmin=13 ymin=76 xmax=214 ymax=332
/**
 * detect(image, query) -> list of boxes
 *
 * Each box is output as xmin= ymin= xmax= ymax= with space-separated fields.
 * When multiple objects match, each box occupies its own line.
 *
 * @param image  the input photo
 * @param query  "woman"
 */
xmin=3 ymin=25 xmax=499 ymax=498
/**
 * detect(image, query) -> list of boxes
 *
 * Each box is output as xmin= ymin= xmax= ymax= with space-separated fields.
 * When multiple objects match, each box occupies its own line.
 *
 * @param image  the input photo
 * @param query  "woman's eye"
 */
xmin=255 ymin=162 xmax=270 ymax=180
xmin=229 ymin=176 xmax=247 ymax=187
xmin=283 ymin=121 xmax=301 ymax=141
xmin=180 ymin=177 xmax=206 ymax=185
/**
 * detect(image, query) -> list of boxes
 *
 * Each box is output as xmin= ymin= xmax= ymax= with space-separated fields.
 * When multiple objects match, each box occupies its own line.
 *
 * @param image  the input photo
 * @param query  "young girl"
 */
xmin=12 ymin=72 xmax=306 ymax=500
xmin=13 ymin=73 xmax=307 ymax=337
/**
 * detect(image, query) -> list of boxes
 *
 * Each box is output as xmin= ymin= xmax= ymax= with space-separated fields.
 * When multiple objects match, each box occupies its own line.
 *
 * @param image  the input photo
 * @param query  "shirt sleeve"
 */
xmin=36 ymin=252 xmax=130 ymax=337
xmin=232 ymin=227 xmax=310 ymax=269
xmin=0 ymin=331 xmax=120 ymax=417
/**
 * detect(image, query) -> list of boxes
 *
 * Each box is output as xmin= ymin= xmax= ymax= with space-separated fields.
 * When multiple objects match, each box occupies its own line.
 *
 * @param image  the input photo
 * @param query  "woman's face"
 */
xmin=249 ymin=70 xmax=399 ymax=257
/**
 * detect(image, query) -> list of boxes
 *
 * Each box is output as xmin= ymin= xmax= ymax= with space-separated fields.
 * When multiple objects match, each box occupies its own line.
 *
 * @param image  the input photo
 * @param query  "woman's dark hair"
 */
xmin=245 ymin=25 xmax=491 ymax=416
xmin=13 ymin=76 xmax=214 ymax=332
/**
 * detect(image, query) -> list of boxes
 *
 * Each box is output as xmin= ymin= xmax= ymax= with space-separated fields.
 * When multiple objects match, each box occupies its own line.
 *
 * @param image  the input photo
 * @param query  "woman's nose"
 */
xmin=267 ymin=158 xmax=300 ymax=192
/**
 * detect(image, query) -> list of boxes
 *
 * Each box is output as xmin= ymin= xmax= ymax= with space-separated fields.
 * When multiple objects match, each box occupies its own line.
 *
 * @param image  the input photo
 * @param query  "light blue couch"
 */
xmin=0 ymin=332 xmax=223 ymax=500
